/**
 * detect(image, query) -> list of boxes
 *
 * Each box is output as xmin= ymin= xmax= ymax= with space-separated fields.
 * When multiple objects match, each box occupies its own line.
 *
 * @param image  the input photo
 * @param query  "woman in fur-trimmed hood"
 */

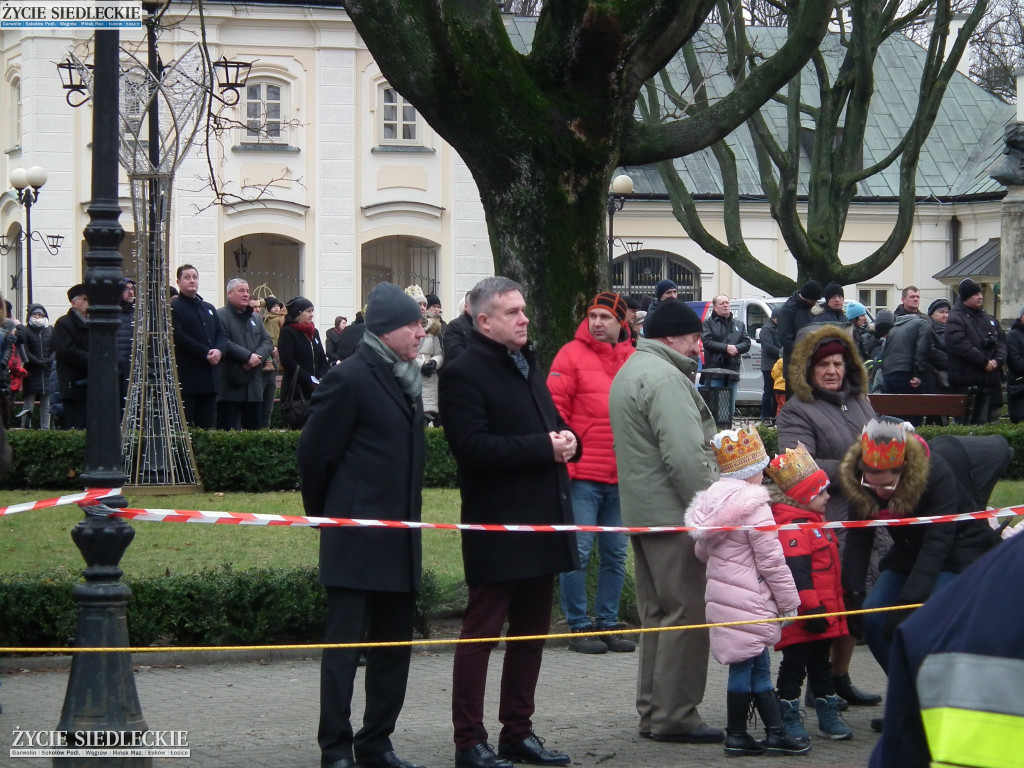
xmin=838 ymin=418 xmax=997 ymax=671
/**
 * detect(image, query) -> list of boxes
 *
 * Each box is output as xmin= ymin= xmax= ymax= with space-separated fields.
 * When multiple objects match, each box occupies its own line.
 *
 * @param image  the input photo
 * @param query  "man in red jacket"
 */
xmin=548 ymin=291 xmax=636 ymax=654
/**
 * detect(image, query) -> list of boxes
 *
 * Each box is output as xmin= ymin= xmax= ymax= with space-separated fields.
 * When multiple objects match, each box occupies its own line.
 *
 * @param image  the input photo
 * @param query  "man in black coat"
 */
xmin=439 ymin=277 xmax=579 ymax=768
xmin=117 ymin=278 xmax=136 ymax=411
xmin=776 ymin=280 xmax=823 ymax=385
xmin=216 ymin=277 xmax=272 ymax=430
xmin=945 ymin=278 xmax=1006 ymax=424
xmin=171 ymin=265 xmax=225 ymax=428
xmin=53 ymin=284 xmax=90 ymax=430
xmin=298 ymin=281 xmax=427 ymax=768
xmin=442 ymin=292 xmax=473 ymax=366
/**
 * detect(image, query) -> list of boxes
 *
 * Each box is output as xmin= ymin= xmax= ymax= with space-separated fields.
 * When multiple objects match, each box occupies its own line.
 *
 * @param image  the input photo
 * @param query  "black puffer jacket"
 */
xmin=1007 ymin=320 xmax=1024 ymax=380
xmin=20 ymin=317 xmax=54 ymax=396
xmin=701 ymin=311 xmax=750 ymax=373
xmin=945 ymin=301 xmax=1005 ymax=391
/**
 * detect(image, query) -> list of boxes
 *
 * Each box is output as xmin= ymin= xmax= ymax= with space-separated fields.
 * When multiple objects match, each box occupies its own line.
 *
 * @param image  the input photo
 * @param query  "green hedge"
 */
xmin=0 ymin=566 xmax=442 ymax=649
xmin=1 ymin=428 xmax=459 ymax=491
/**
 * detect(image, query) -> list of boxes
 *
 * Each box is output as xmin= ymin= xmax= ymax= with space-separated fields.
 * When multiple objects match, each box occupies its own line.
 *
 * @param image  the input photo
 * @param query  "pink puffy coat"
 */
xmin=685 ymin=479 xmax=800 ymax=665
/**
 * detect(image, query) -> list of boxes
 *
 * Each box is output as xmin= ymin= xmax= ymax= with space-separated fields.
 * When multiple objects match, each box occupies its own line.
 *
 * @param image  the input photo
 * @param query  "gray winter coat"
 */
xmin=216 ymin=305 xmax=273 ymax=403
xmin=881 ymin=313 xmax=931 ymax=377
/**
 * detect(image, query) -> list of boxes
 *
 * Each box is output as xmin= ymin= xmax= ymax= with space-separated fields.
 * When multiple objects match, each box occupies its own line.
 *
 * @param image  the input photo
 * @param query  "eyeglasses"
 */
xmin=860 ymin=473 xmax=901 ymax=492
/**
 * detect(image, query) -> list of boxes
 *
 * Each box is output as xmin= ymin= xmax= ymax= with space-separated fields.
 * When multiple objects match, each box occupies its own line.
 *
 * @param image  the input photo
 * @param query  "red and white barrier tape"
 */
xmin=106 ymin=505 xmax=1024 ymax=534
xmin=0 ymin=487 xmax=120 ymax=518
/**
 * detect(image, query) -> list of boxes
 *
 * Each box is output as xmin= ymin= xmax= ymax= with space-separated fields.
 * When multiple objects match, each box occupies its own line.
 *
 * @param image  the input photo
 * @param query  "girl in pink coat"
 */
xmin=685 ymin=428 xmax=804 ymax=757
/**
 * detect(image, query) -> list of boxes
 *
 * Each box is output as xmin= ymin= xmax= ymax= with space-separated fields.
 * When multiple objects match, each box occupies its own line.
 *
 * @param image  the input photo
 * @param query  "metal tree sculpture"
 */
xmin=69 ymin=40 xmax=209 ymax=488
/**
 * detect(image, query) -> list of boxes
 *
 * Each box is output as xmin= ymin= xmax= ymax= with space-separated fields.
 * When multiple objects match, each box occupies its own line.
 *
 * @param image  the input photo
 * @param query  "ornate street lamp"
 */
xmin=7 ymin=165 xmax=63 ymax=307
xmin=234 ymin=238 xmax=251 ymax=271
xmin=607 ymin=173 xmax=636 ymax=290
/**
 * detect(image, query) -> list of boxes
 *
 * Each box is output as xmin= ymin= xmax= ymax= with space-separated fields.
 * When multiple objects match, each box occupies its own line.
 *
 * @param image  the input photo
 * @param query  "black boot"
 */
xmin=752 ymin=690 xmax=811 ymax=756
xmin=724 ymin=692 xmax=764 ymax=757
xmin=832 ymin=672 xmax=882 ymax=706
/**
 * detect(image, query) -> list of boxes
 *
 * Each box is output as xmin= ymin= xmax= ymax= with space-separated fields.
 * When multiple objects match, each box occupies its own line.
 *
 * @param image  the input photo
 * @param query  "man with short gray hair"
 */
xmin=216 ymin=278 xmax=272 ymax=430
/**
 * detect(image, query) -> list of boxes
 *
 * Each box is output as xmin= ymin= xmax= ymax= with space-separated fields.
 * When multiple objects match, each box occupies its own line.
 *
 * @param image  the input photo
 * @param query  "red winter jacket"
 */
xmin=547 ymin=319 xmax=633 ymax=484
xmin=772 ymin=501 xmax=849 ymax=649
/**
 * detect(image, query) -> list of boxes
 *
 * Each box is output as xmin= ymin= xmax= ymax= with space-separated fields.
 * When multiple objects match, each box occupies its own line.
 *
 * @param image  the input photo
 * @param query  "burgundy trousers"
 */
xmin=451 ymin=574 xmax=554 ymax=750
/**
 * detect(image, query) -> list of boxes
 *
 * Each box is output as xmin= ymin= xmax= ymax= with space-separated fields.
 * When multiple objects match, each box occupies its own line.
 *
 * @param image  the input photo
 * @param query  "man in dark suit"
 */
xmin=439 ymin=276 xmax=579 ymax=768
xmin=53 ymin=284 xmax=90 ymax=429
xmin=170 ymin=265 xmax=224 ymax=428
xmin=297 ymin=281 xmax=427 ymax=768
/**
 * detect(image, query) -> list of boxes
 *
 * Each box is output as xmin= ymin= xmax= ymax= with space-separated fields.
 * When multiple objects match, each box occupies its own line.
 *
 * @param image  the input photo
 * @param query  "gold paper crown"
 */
xmin=710 ymin=428 xmax=769 ymax=480
xmin=861 ymin=417 xmax=907 ymax=470
xmin=766 ymin=443 xmax=820 ymax=491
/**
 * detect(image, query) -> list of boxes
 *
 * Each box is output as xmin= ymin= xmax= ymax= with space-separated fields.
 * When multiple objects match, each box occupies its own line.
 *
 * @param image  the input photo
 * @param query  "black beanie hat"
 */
xmin=958 ymin=278 xmax=982 ymax=303
xmin=265 ymin=296 xmax=282 ymax=313
xmin=366 ymin=282 xmax=422 ymax=335
xmin=927 ymin=298 xmax=951 ymax=316
xmin=823 ymin=281 xmax=844 ymax=301
xmin=588 ymin=291 xmax=628 ymax=323
xmin=644 ymin=299 xmax=702 ymax=339
xmin=799 ymin=280 xmax=823 ymax=303
xmin=285 ymin=296 xmax=314 ymax=320
xmin=425 ymin=293 xmax=441 ymax=307
xmin=654 ymin=279 xmax=678 ymax=300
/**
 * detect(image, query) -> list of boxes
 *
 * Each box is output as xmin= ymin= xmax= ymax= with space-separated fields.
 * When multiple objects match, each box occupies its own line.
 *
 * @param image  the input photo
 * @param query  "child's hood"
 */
xmin=685 ymin=478 xmax=770 ymax=541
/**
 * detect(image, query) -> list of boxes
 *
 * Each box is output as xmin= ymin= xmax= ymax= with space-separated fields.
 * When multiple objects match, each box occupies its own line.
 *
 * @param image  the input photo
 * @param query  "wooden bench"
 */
xmin=868 ymin=392 xmax=975 ymax=422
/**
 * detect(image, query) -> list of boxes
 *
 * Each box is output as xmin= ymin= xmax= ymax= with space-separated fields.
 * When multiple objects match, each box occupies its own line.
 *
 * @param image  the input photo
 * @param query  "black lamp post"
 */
xmin=5 ymin=165 xmax=63 ymax=308
xmin=606 ymin=173 xmax=634 ymax=290
xmin=54 ymin=28 xmax=151 ymax=768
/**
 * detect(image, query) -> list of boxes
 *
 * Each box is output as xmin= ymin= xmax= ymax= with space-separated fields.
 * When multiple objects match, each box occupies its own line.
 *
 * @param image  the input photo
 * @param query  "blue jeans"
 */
xmin=728 ymin=647 xmax=773 ymax=694
xmin=559 ymin=481 xmax=628 ymax=631
xmin=710 ymin=376 xmax=738 ymax=417
xmin=863 ymin=568 xmax=958 ymax=672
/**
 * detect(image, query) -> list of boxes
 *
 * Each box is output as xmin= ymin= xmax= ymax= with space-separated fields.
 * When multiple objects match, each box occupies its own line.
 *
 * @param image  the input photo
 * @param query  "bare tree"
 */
xmin=642 ymin=0 xmax=989 ymax=295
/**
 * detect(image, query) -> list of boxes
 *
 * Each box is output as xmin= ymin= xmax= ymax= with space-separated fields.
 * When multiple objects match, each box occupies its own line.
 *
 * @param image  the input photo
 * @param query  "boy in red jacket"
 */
xmin=767 ymin=445 xmax=853 ymax=745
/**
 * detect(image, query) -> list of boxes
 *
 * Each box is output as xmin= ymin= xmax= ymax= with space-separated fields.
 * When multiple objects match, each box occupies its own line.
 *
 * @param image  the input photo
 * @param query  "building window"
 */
xmin=245 ymin=81 xmax=284 ymax=142
xmin=380 ymin=85 xmax=418 ymax=145
xmin=10 ymin=78 xmax=21 ymax=148
xmin=858 ymin=287 xmax=890 ymax=317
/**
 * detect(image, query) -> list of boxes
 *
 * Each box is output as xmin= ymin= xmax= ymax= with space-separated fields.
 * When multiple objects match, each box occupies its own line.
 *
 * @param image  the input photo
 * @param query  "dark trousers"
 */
xmin=761 ymin=371 xmax=777 ymax=420
xmin=216 ymin=400 xmax=261 ymax=430
xmin=883 ymin=372 xmax=922 ymax=426
xmin=183 ymin=394 xmax=216 ymax=429
xmin=452 ymin=575 xmax=554 ymax=750
xmin=61 ymin=399 xmax=86 ymax=429
xmin=320 ymin=586 xmax=416 ymax=765
xmin=776 ymin=637 xmax=835 ymax=701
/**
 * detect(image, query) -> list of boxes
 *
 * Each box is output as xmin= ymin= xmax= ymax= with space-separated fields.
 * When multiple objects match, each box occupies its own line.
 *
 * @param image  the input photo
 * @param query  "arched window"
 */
xmin=361 ymin=236 xmax=437 ymax=306
xmin=244 ymin=79 xmax=287 ymax=143
xmin=612 ymin=251 xmax=701 ymax=302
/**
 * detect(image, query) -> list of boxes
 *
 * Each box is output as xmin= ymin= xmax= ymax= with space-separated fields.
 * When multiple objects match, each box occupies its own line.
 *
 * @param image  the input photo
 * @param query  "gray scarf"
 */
xmin=362 ymin=329 xmax=422 ymax=401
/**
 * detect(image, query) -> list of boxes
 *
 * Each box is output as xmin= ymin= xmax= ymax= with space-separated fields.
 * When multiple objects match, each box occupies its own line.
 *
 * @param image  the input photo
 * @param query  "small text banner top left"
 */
xmin=1 ymin=0 xmax=143 ymax=29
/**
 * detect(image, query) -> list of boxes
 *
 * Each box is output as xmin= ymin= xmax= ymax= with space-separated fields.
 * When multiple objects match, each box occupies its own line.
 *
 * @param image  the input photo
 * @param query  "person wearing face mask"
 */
xmin=19 ymin=304 xmax=54 ymax=429
xmin=53 ymin=285 xmax=90 ymax=429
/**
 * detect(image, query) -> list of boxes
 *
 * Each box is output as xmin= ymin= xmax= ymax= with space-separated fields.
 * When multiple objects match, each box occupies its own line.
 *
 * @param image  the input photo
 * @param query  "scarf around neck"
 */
xmin=291 ymin=321 xmax=316 ymax=340
xmin=362 ymin=329 xmax=422 ymax=401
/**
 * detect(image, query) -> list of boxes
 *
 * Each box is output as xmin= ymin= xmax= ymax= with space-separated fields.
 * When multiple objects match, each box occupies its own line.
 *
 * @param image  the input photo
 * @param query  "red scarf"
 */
xmin=291 ymin=322 xmax=316 ymax=340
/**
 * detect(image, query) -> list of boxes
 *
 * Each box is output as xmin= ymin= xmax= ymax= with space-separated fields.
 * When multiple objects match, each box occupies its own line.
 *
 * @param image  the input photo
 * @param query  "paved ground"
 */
xmin=1 ymin=638 xmax=887 ymax=768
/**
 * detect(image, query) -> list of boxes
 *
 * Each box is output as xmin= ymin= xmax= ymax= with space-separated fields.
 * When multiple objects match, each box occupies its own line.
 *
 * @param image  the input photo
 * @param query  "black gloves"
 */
xmin=801 ymin=605 xmax=829 ymax=634
xmin=421 ymin=359 xmax=438 ymax=377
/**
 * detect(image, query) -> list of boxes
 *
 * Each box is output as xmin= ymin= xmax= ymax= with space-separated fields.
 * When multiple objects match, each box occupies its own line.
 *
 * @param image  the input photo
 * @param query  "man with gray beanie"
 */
xmin=297 ymin=281 xmax=427 ymax=768
xmin=610 ymin=299 xmax=723 ymax=744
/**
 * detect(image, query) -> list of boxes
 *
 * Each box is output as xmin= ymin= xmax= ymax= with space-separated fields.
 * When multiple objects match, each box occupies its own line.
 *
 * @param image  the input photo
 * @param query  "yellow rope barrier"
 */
xmin=0 ymin=605 xmax=919 ymax=654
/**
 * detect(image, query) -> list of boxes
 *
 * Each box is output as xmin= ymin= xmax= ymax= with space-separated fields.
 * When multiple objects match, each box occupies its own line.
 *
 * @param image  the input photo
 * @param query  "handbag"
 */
xmin=280 ymin=375 xmax=310 ymax=429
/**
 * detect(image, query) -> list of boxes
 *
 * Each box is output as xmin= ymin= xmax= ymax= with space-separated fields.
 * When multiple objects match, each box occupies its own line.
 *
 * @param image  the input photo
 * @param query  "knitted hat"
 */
xmin=285 ymin=296 xmax=314 ymax=320
xmin=367 ymin=282 xmax=423 ymax=335
xmin=425 ymin=293 xmax=441 ymax=307
xmin=588 ymin=291 xmax=628 ymax=323
xmin=67 ymin=284 xmax=87 ymax=302
xmin=845 ymin=301 xmax=868 ymax=320
xmin=860 ymin=416 xmax=907 ymax=470
xmin=710 ymin=428 xmax=770 ymax=480
xmin=799 ymin=280 xmax=823 ymax=302
xmin=811 ymin=339 xmax=846 ymax=366
xmin=27 ymin=303 xmax=48 ymax=319
xmin=265 ymin=296 xmax=282 ymax=313
xmin=767 ymin=444 xmax=830 ymax=506
xmin=654 ymin=279 xmax=678 ymax=300
xmin=873 ymin=309 xmax=895 ymax=337
xmin=644 ymin=299 xmax=702 ymax=339
xmin=823 ymin=281 xmax=844 ymax=301
xmin=927 ymin=298 xmax=951 ymax=316
xmin=123 ymin=277 xmax=136 ymax=287
xmin=958 ymin=278 xmax=983 ymax=303
xmin=404 ymin=285 xmax=428 ymax=305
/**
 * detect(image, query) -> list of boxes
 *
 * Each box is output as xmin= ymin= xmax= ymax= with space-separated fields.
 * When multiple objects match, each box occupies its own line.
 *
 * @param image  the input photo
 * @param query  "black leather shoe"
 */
xmin=833 ymin=673 xmax=882 ymax=706
xmin=455 ymin=742 xmax=513 ymax=768
xmin=871 ymin=717 xmax=884 ymax=733
xmin=356 ymin=751 xmax=425 ymax=768
xmin=498 ymin=733 xmax=570 ymax=766
xmin=323 ymin=759 xmax=358 ymax=768
xmin=650 ymin=723 xmax=725 ymax=744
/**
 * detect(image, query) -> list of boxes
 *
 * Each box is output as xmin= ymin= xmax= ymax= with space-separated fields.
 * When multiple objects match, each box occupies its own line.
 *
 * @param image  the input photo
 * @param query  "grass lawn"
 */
xmin=0 ymin=488 xmax=466 ymax=589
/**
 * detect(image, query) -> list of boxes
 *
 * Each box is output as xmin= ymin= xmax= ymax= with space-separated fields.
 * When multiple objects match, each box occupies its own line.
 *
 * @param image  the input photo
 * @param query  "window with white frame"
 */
xmin=379 ymin=84 xmax=419 ymax=145
xmin=857 ymin=286 xmax=891 ymax=317
xmin=244 ymin=80 xmax=285 ymax=142
xmin=10 ymin=78 xmax=21 ymax=148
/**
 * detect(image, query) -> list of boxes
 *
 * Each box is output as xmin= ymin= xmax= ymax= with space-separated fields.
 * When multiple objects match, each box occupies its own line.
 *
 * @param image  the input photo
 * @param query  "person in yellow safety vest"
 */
xmin=870 ymin=528 xmax=1024 ymax=768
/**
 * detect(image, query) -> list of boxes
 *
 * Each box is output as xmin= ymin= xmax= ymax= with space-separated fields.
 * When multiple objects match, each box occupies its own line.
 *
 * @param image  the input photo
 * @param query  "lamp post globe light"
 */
xmin=606 ymin=173 xmax=635 ymax=291
xmin=7 ymin=165 xmax=63 ymax=308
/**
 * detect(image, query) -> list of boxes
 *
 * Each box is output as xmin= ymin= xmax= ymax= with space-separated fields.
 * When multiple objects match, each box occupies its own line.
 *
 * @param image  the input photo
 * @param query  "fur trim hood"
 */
xmin=685 ymin=479 xmax=770 ymax=541
xmin=788 ymin=324 xmax=868 ymax=403
xmin=422 ymin=315 xmax=442 ymax=335
xmin=838 ymin=434 xmax=930 ymax=519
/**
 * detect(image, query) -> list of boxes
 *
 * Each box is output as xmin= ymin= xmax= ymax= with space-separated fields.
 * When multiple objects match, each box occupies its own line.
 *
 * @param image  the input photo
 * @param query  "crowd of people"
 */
xmin=294 ymin=275 xmax=1018 ymax=768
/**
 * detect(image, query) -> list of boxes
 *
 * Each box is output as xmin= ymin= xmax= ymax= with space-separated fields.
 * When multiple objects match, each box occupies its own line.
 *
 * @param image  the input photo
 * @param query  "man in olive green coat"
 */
xmin=609 ymin=299 xmax=722 ymax=744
